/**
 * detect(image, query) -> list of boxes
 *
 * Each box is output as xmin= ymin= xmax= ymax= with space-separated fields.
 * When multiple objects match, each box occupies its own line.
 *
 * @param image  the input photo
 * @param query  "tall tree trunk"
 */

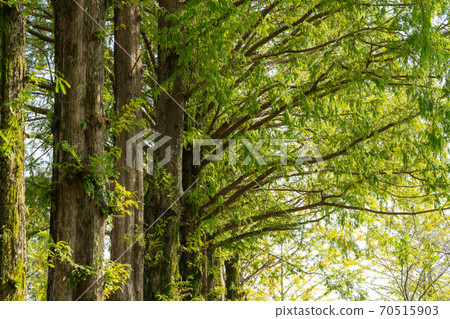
xmin=203 ymin=243 xmax=216 ymax=300
xmin=144 ymin=0 xmax=185 ymax=300
xmin=109 ymin=0 xmax=144 ymax=301
xmin=178 ymin=150 xmax=203 ymax=299
xmin=225 ymin=253 xmax=242 ymax=300
xmin=201 ymin=242 xmax=226 ymax=300
xmin=179 ymin=151 xmax=226 ymax=300
xmin=48 ymin=0 xmax=107 ymax=301
xmin=0 ymin=2 xmax=27 ymax=301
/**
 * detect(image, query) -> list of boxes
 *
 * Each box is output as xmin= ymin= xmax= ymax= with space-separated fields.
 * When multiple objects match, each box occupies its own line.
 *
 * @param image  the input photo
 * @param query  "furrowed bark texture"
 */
xmin=144 ymin=0 xmax=185 ymax=300
xmin=48 ymin=0 xmax=107 ymax=301
xmin=109 ymin=1 xmax=144 ymax=301
xmin=0 ymin=3 xmax=27 ymax=301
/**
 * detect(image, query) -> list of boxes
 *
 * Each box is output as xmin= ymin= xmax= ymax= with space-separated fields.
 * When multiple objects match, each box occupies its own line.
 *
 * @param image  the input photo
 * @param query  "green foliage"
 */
xmin=0 ymin=103 xmax=22 ymax=156
xmin=107 ymin=98 xmax=147 ymax=136
xmin=54 ymin=72 xmax=70 ymax=94
xmin=47 ymin=239 xmax=131 ymax=299
xmin=47 ymin=240 xmax=97 ymax=290
xmin=156 ymin=280 xmax=199 ymax=301
xmin=103 ymin=261 xmax=131 ymax=300
xmin=56 ymin=139 xmax=139 ymax=217
xmin=25 ymin=169 xmax=51 ymax=300
xmin=108 ymin=182 xmax=139 ymax=217
xmin=366 ymin=214 xmax=450 ymax=300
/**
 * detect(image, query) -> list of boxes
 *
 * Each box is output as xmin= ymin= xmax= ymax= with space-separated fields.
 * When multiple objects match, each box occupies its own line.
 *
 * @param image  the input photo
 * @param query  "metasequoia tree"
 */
xmin=47 ymin=0 xmax=107 ymax=301
xmin=0 ymin=1 xmax=27 ymax=301
xmin=144 ymin=0 xmax=186 ymax=300
xmin=109 ymin=0 xmax=144 ymax=301
xmin=141 ymin=0 xmax=450 ymax=300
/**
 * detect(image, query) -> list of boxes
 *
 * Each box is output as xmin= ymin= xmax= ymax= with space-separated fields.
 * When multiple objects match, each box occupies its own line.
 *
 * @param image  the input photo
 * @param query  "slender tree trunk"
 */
xmin=48 ymin=0 xmax=107 ymax=301
xmin=178 ymin=150 xmax=203 ymax=299
xmin=144 ymin=0 xmax=185 ymax=300
xmin=179 ymin=151 xmax=226 ymax=300
xmin=109 ymin=0 xmax=144 ymax=301
xmin=143 ymin=0 xmax=224 ymax=301
xmin=203 ymin=243 xmax=216 ymax=300
xmin=225 ymin=253 xmax=242 ymax=300
xmin=0 ymin=3 xmax=27 ymax=301
xmin=200 ymin=242 xmax=227 ymax=300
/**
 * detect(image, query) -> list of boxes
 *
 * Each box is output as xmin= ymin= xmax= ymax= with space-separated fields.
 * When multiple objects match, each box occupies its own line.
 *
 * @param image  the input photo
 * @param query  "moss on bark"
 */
xmin=0 ymin=3 xmax=27 ymax=301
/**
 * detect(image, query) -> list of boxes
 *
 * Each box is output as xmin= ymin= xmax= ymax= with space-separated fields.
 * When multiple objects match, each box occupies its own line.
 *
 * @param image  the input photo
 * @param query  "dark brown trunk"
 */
xmin=225 ymin=253 xmax=243 ymax=300
xmin=144 ymin=0 xmax=185 ymax=300
xmin=48 ymin=0 xmax=107 ymax=301
xmin=109 ymin=1 xmax=144 ymax=301
xmin=178 ymin=149 xmax=203 ymax=299
xmin=203 ymin=243 xmax=216 ymax=300
xmin=0 ymin=3 xmax=27 ymax=301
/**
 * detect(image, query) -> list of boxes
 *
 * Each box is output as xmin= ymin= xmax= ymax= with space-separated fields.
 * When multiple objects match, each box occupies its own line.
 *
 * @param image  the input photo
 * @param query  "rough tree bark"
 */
xmin=109 ymin=0 xmax=144 ymax=301
xmin=48 ymin=0 xmax=107 ymax=301
xmin=0 ymin=2 xmax=27 ymax=301
xmin=144 ymin=0 xmax=185 ymax=300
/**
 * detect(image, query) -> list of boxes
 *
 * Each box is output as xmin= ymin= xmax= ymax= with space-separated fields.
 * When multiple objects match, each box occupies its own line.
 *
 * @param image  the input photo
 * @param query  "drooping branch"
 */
xmin=212 ymin=201 xmax=325 ymax=237
xmin=321 ymin=202 xmax=450 ymax=216
xmin=218 ymin=213 xmax=330 ymax=246
xmin=27 ymin=28 xmax=54 ymax=43
xmin=301 ymin=111 xmax=421 ymax=164
xmin=243 ymin=1 xmax=324 ymax=57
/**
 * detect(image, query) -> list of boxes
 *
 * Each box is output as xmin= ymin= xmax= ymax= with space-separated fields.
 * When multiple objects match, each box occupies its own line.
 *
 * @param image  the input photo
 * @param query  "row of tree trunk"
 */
xmin=0 ymin=0 xmax=241 ymax=301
